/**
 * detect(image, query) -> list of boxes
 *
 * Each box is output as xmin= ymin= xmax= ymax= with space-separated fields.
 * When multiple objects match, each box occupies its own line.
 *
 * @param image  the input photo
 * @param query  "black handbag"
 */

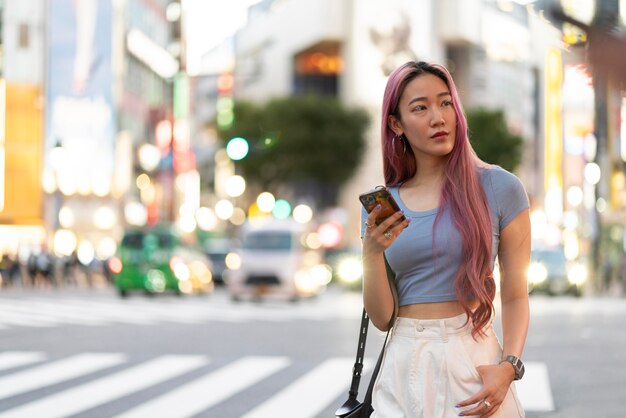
xmin=335 ymin=257 xmax=397 ymax=418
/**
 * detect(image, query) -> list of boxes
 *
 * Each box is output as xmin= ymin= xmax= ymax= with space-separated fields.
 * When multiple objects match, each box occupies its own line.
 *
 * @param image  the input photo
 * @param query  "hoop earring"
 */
xmin=393 ymin=134 xmax=407 ymax=154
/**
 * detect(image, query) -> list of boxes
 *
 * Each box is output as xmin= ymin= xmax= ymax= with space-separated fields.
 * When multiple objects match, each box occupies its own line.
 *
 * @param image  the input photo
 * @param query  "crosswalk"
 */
xmin=2 ymin=292 xmax=624 ymax=331
xmin=0 ymin=351 xmax=553 ymax=417
xmin=0 ymin=293 xmax=363 ymax=331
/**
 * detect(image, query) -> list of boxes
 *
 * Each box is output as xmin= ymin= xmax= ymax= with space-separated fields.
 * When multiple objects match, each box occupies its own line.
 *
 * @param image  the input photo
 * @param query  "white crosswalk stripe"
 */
xmin=515 ymin=362 xmax=555 ymax=411
xmin=0 ymin=355 xmax=209 ymax=418
xmin=0 ymin=352 xmax=46 ymax=371
xmin=114 ymin=356 xmax=290 ymax=418
xmin=0 ymin=353 xmax=126 ymax=400
xmin=242 ymin=358 xmax=361 ymax=418
xmin=0 ymin=351 xmax=554 ymax=417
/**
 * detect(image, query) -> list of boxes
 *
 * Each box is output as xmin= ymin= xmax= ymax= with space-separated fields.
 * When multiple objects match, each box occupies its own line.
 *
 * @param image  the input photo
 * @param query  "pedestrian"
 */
xmin=361 ymin=61 xmax=529 ymax=417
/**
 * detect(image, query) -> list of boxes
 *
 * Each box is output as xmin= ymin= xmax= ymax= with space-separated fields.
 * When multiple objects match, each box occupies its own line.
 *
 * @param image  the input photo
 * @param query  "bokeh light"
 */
xmin=257 ymin=192 xmax=276 ymax=213
xmin=196 ymin=207 xmax=218 ymax=231
xmin=317 ymin=222 xmax=343 ymax=248
xmin=225 ymin=175 xmax=246 ymax=197
xmin=230 ymin=207 xmax=247 ymax=225
xmin=272 ymin=199 xmax=291 ymax=219
xmin=584 ymin=162 xmax=601 ymax=185
xmin=215 ymin=199 xmax=234 ymax=220
xmin=226 ymin=137 xmax=249 ymax=160
xmin=293 ymin=204 xmax=313 ymax=224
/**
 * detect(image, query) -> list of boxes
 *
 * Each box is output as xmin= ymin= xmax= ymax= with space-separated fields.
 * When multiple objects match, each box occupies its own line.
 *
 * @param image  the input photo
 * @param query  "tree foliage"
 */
xmin=218 ymin=95 xmax=369 ymax=204
xmin=466 ymin=108 xmax=523 ymax=172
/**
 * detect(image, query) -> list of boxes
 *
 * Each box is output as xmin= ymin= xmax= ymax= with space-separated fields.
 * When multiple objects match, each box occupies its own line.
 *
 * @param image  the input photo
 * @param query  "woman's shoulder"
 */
xmin=478 ymin=165 xmax=524 ymax=192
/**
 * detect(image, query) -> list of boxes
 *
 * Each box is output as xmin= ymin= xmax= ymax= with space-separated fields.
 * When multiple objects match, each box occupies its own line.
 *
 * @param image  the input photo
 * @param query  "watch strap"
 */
xmin=500 ymin=355 xmax=524 ymax=380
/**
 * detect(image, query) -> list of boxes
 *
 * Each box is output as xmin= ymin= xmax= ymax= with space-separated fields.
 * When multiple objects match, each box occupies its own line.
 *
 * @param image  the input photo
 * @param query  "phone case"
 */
xmin=359 ymin=186 xmax=406 ymax=226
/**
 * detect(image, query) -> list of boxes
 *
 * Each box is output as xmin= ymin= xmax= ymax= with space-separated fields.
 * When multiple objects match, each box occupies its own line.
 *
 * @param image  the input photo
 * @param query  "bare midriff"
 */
xmin=398 ymin=300 xmax=479 ymax=320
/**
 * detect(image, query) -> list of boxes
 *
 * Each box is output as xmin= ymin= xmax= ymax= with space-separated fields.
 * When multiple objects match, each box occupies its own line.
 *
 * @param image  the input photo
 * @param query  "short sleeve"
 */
xmin=490 ymin=167 xmax=529 ymax=230
xmin=360 ymin=206 xmax=369 ymax=238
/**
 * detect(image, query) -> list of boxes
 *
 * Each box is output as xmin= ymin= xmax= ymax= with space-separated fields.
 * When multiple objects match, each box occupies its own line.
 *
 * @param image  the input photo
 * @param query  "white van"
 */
xmin=224 ymin=220 xmax=330 ymax=301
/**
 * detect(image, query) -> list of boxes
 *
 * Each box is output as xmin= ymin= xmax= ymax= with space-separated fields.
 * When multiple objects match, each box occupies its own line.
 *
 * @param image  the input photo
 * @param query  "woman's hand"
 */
xmin=362 ymin=205 xmax=410 ymax=255
xmin=456 ymin=363 xmax=515 ymax=417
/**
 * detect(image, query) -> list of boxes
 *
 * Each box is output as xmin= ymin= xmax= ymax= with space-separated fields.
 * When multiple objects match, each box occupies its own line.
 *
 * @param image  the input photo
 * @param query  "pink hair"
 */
xmin=381 ymin=61 xmax=495 ymax=338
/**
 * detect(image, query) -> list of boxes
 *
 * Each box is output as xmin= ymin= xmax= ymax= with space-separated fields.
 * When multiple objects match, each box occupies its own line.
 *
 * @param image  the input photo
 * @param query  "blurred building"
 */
xmin=0 ymin=0 xmax=47 ymax=255
xmin=0 ymin=0 xmax=189 ymax=265
xmin=223 ymin=0 xmax=559 ymax=247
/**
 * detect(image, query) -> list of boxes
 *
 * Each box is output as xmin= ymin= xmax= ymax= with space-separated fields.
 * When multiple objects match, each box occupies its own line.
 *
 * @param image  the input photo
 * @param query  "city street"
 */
xmin=0 ymin=285 xmax=624 ymax=417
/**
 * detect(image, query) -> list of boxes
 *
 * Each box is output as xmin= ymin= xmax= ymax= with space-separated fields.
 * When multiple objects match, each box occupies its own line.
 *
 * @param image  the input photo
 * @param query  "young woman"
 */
xmin=361 ymin=61 xmax=530 ymax=417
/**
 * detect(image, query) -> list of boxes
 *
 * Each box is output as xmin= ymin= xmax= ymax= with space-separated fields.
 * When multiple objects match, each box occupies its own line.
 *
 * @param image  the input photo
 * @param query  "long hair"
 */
xmin=381 ymin=61 xmax=495 ymax=337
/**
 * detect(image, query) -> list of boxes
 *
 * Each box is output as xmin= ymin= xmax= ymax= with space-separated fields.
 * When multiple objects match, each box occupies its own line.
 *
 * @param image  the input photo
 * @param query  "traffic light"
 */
xmin=216 ymin=72 xmax=234 ymax=129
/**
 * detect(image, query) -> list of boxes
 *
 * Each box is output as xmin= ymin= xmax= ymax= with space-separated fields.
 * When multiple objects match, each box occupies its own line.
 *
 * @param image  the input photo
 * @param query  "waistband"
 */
xmin=392 ymin=313 xmax=478 ymax=341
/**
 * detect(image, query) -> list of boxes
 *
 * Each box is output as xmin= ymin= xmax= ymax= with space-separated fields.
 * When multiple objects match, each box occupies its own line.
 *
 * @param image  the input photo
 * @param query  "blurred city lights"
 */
xmin=337 ymin=257 xmax=363 ymax=285
xmin=49 ymin=145 xmax=68 ymax=172
xmin=230 ymin=207 xmax=247 ymax=225
xmin=563 ymin=232 xmax=580 ymax=260
xmin=584 ymin=162 xmax=601 ymax=185
xmin=92 ymin=176 xmax=112 ymax=197
xmin=566 ymin=185 xmax=584 ymax=207
xmin=256 ymin=192 xmax=276 ymax=213
xmin=155 ymin=120 xmax=173 ymax=149
xmin=272 ymin=199 xmax=292 ymax=219
xmin=58 ymin=206 xmax=75 ymax=229
xmin=317 ymin=222 xmax=343 ymax=248
xmin=42 ymin=171 xmax=57 ymax=194
xmin=57 ymin=172 xmax=77 ymax=196
xmin=225 ymin=252 xmax=241 ymax=270
xmin=530 ymin=210 xmax=547 ymax=240
xmin=96 ymin=237 xmax=117 ymax=260
xmin=138 ymin=143 xmax=161 ymax=171
xmin=77 ymin=240 xmax=95 ymax=266
xmin=226 ymin=137 xmax=249 ymax=160
xmin=215 ymin=199 xmax=234 ymax=220
xmin=596 ymin=197 xmax=607 ymax=213
xmin=53 ymin=229 xmax=77 ymax=257
xmin=135 ymin=174 xmax=150 ymax=190
xmin=196 ymin=207 xmax=218 ymax=231
xmin=124 ymin=202 xmax=148 ymax=226
xmin=178 ymin=215 xmax=197 ymax=233
xmin=93 ymin=207 xmax=117 ymax=230
xmin=108 ymin=256 xmax=123 ymax=274
xmin=305 ymin=232 xmax=321 ymax=249
xmin=293 ymin=204 xmax=313 ymax=224
xmin=224 ymin=175 xmax=246 ymax=197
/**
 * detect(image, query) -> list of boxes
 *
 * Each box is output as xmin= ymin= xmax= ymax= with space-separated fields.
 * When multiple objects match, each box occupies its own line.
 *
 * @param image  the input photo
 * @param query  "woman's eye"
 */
xmin=412 ymin=105 xmax=426 ymax=112
xmin=442 ymin=100 xmax=453 ymax=107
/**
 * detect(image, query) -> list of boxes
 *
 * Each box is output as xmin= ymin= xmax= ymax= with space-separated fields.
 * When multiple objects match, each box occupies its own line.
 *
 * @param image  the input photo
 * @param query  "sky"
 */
xmin=184 ymin=0 xmax=261 ymax=76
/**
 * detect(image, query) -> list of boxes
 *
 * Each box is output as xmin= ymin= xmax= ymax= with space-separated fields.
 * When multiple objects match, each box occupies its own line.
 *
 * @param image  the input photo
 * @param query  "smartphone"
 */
xmin=359 ymin=186 xmax=407 ymax=228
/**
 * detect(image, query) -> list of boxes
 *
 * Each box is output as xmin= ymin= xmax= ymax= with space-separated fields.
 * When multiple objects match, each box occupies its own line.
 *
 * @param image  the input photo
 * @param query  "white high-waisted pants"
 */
xmin=371 ymin=314 xmax=525 ymax=418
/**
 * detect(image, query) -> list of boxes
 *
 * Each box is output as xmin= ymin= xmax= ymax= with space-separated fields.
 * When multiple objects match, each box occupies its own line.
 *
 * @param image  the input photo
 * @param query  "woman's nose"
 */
xmin=430 ymin=110 xmax=444 ymax=126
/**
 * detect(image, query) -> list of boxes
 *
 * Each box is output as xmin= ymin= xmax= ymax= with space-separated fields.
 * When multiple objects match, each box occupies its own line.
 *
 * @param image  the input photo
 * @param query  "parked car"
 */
xmin=109 ymin=226 xmax=214 ymax=297
xmin=527 ymin=247 xmax=587 ymax=296
xmin=203 ymin=237 xmax=232 ymax=286
xmin=224 ymin=220 xmax=330 ymax=301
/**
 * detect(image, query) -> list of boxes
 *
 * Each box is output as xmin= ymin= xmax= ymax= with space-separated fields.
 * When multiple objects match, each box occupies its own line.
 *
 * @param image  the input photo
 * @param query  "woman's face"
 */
xmin=389 ymin=73 xmax=457 ymax=161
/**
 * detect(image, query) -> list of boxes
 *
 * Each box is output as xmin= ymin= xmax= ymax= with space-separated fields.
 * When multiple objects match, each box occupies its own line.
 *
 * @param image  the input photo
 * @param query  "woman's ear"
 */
xmin=388 ymin=115 xmax=403 ymax=136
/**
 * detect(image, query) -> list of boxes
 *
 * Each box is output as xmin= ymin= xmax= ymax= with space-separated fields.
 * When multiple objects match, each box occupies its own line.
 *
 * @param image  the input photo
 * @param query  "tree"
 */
xmin=466 ymin=108 xmax=523 ymax=172
xmin=218 ymin=95 xmax=370 ymax=207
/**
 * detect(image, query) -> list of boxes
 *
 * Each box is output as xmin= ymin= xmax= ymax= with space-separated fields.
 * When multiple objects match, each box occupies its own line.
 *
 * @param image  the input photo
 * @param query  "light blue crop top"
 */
xmin=360 ymin=166 xmax=529 ymax=306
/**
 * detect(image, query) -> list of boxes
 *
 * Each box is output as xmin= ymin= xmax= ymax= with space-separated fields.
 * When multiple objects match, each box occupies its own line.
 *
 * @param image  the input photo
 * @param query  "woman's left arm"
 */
xmin=498 ymin=208 xmax=531 ymax=362
xmin=456 ymin=209 xmax=530 ymax=417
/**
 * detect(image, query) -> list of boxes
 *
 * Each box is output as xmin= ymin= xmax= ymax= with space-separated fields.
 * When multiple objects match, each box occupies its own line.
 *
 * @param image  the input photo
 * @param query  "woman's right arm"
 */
xmin=361 ymin=207 xmax=408 ymax=331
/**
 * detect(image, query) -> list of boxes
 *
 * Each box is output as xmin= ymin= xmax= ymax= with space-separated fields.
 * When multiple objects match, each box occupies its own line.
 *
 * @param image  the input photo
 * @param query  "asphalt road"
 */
xmin=0 ymin=285 xmax=624 ymax=417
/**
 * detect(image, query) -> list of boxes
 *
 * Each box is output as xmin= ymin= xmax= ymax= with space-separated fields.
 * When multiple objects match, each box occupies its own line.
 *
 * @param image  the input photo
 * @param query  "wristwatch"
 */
xmin=500 ymin=355 xmax=525 ymax=380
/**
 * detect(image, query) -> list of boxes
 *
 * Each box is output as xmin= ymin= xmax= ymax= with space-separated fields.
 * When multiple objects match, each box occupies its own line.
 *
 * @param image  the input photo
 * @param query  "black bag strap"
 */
xmin=336 ymin=255 xmax=397 ymax=416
